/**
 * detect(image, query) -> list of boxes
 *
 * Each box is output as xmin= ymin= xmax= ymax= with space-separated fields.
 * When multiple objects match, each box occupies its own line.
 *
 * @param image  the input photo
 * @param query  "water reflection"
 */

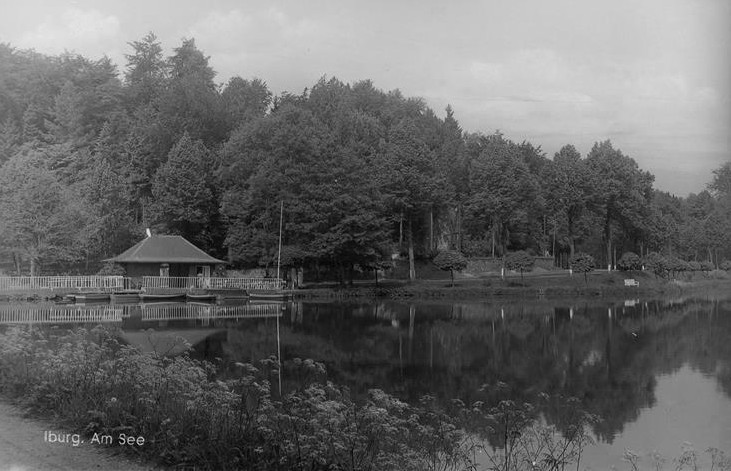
xmin=1 ymin=296 xmax=729 ymax=463
xmin=0 ymin=301 xmax=283 ymax=325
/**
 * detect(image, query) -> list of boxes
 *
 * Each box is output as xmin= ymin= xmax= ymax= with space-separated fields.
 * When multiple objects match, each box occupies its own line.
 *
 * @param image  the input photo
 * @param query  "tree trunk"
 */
xmin=13 ymin=252 xmax=21 ymax=276
xmin=491 ymin=226 xmax=496 ymax=258
xmin=567 ymin=214 xmax=575 ymax=258
xmin=408 ymin=219 xmax=416 ymax=281
xmin=30 ymin=258 xmax=37 ymax=277
xmin=399 ymin=212 xmax=404 ymax=250
xmin=457 ymin=204 xmax=462 ymax=251
xmin=605 ymin=216 xmax=612 ymax=269
xmin=450 ymin=270 xmax=454 ymax=287
xmin=429 ymin=208 xmax=433 ymax=254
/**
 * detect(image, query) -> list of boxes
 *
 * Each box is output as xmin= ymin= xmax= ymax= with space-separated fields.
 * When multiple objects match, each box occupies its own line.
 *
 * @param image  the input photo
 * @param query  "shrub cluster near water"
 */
xmin=0 ymin=325 xmax=728 ymax=470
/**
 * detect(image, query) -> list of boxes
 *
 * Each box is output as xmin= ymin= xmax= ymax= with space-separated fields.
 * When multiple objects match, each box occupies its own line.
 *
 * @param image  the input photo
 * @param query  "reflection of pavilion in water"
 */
xmin=0 ymin=301 xmax=286 ymax=357
xmin=0 ymin=301 xmax=284 ymax=325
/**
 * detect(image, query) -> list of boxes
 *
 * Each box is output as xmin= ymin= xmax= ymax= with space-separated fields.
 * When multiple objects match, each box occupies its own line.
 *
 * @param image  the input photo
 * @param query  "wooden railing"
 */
xmin=141 ymin=276 xmax=284 ymax=291
xmin=0 ymin=304 xmax=123 ymax=324
xmin=0 ymin=276 xmax=283 ymax=293
xmin=0 ymin=276 xmax=125 ymax=292
xmin=140 ymin=302 xmax=283 ymax=321
xmin=0 ymin=303 xmax=282 ymax=325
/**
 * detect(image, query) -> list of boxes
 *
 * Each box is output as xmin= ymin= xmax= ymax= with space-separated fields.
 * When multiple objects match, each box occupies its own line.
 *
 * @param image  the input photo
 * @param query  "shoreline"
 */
xmin=292 ymin=271 xmax=731 ymax=301
xmin=1 ymin=271 xmax=729 ymax=304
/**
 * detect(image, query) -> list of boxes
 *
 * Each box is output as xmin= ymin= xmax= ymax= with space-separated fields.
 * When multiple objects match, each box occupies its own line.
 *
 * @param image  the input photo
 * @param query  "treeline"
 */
xmin=0 ymin=34 xmax=729 ymax=277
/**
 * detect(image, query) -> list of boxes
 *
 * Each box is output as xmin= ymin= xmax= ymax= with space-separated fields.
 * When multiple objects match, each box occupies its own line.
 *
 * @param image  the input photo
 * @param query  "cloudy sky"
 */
xmin=1 ymin=0 xmax=729 ymax=196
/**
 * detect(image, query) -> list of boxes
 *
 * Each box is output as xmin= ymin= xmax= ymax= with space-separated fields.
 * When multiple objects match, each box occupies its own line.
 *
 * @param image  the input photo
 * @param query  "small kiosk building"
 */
xmin=105 ymin=235 xmax=226 ymax=278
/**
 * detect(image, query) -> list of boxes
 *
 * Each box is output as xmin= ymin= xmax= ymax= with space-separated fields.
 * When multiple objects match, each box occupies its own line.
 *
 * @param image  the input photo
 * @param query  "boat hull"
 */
xmin=185 ymin=293 xmax=218 ymax=302
xmin=248 ymin=290 xmax=291 ymax=302
xmin=139 ymin=293 xmax=186 ymax=302
xmin=111 ymin=291 xmax=142 ymax=303
xmin=69 ymin=293 xmax=111 ymax=303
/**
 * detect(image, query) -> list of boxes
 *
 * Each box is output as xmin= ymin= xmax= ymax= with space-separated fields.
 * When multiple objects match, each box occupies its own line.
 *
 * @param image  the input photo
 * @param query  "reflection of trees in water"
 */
xmin=213 ymin=296 xmax=730 ymax=447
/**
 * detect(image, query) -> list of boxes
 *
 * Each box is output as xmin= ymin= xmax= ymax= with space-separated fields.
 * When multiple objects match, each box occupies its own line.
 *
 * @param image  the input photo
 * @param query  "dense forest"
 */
xmin=0 ymin=34 xmax=729 ymax=277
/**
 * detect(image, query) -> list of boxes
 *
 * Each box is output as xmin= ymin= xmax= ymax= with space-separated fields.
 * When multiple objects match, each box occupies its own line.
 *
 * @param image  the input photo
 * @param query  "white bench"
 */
xmin=624 ymin=279 xmax=640 ymax=287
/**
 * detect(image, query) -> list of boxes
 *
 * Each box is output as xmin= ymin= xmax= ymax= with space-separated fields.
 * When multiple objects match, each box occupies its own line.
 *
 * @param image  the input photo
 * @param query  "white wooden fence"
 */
xmin=0 ymin=276 xmax=125 ymax=292
xmin=0 ymin=304 xmax=123 ymax=324
xmin=141 ymin=276 xmax=284 ymax=291
xmin=0 ymin=276 xmax=283 ymax=293
xmin=141 ymin=302 xmax=282 ymax=321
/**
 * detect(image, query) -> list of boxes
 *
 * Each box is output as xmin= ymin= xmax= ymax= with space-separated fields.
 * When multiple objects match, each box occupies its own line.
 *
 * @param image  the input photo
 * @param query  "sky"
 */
xmin=1 ymin=0 xmax=729 ymax=196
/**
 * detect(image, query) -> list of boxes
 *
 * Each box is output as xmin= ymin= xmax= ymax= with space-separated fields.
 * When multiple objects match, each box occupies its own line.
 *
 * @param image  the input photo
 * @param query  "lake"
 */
xmin=1 ymin=294 xmax=729 ymax=469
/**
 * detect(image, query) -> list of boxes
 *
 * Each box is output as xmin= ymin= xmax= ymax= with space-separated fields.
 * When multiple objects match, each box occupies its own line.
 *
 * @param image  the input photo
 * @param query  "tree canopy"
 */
xmin=0 ymin=38 xmax=729 ymax=276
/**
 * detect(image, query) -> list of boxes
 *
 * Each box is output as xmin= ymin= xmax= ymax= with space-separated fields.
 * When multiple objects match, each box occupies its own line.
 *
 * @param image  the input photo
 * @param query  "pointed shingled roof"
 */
xmin=105 ymin=235 xmax=226 ymax=264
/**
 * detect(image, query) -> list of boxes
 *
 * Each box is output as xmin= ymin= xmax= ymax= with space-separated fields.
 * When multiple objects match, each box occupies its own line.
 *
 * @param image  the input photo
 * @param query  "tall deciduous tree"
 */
xmin=545 ymin=144 xmax=590 ymax=257
xmin=465 ymin=133 xmax=540 ymax=257
xmin=0 ymin=151 xmax=86 ymax=274
xmin=49 ymin=55 xmax=124 ymax=145
xmin=221 ymin=76 xmax=272 ymax=130
xmin=379 ymin=116 xmax=447 ymax=280
xmin=124 ymin=32 xmax=168 ymax=106
xmin=160 ymin=38 xmax=225 ymax=145
xmin=148 ymin=133 xmax=217 ymax=250
xmin=221 ymin=103 xmax=390 ymax=277
xmin=585 ymin=140 xmax=654 ymax=267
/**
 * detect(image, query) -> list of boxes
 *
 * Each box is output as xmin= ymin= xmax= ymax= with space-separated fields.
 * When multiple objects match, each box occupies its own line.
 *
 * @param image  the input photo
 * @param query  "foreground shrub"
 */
xmin=0 ymin=326 xmax=475 ymax=470
xmin=570 ymin=252 xmax=595 ymax=285
xmin=96 ymin=262 xmax=126 ymax=276
xmin=618 ymin=252 xmax=641 ymax=271
xmin=504 ymin=251 xmax=535 ymax=282
xmin=432 ymin=250 xmax=468 ymax=287
xmin=643 ymin=252 xmax=667 ymax=278
xmin=1 ymin=325 xmax=727 ymax=470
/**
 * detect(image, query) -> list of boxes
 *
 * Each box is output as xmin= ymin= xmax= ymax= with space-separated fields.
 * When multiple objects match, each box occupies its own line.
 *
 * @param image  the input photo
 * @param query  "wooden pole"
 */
xmin=277 ymin=311 xmax=282 ymax=395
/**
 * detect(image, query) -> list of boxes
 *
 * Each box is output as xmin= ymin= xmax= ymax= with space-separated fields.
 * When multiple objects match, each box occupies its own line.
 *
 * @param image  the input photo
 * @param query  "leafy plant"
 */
xmin=643 ymin=252 xmax=667 ymax=279
xmin=432 ymin=250 xmax=468 ymax=287
xmin=504 ymin=251 xmax=535 ymax=282
xmin=570 ymin=252 xmax=595 ymax=285
xmin=617 ymin=252 xmax=641 ymax=271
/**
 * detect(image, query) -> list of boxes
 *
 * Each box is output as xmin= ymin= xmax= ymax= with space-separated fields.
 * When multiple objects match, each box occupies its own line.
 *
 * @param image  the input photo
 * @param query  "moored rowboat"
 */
xmin=69 ymin=292 xmax=110 ymax=303
xmin=111 ymin=291 xmax=142 ymax=303
xmin=248 ymin=290 xmax=291 ymax=301
xmin=139 ymin=293 xmax=186 ymax=302
xmin=185 ymin=293 xmax=218 ymax=302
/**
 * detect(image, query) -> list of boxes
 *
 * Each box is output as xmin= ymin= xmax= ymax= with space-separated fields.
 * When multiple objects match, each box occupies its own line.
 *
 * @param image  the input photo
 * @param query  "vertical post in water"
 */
xmin=277 ymin=312 xmax=282 ymax=396
xmin=276 ymin=201 xmax=284 ymax=285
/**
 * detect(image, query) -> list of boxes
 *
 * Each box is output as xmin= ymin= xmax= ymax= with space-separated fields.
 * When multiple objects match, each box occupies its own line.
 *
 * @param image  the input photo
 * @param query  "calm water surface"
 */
xmin=1 ymin=294 xmax=729 ymax=469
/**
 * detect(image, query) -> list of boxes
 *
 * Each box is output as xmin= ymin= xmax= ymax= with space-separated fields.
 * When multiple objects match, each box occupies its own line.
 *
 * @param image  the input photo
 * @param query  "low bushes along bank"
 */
xmin=1 ymin=325 xmax=728 ymax=470
xmin=0 ymin=324 xmax=604 ymax=471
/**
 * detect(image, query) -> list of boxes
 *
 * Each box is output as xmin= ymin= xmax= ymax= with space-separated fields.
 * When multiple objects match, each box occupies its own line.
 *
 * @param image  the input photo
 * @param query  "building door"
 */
xmin=159 ymin=264 xmax=170 ymax=288
xmin=196 ymin=265 xmax=210 ymax=288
